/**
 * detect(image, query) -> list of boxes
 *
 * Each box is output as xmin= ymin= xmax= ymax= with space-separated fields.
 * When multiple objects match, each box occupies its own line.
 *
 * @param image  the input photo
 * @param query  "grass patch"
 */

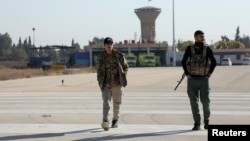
xmin=0 ymin=66 xmax=96 ymax=81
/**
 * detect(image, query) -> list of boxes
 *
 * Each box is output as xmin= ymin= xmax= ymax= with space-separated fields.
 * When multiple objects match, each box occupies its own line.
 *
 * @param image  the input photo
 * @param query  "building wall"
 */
xmin=167 ymin=49 xmax=250 ymax=66
xmin=85 ymin=43 xmax=250 ymax=67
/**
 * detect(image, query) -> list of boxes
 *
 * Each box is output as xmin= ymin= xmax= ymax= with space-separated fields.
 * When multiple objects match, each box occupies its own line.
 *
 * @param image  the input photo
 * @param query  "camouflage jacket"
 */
xmin=96 ymin=50 xmax=128 ymax=90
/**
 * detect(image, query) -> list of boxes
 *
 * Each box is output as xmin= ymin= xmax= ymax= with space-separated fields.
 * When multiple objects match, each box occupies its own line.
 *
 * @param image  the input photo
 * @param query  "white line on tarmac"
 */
xmin=0 ymin=110 xmax=249 ymax=115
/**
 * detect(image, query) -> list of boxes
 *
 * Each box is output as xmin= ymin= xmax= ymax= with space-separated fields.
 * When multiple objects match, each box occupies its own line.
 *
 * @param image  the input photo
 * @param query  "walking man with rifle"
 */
xmin=181 ymin=30 xmax=217 ymax=130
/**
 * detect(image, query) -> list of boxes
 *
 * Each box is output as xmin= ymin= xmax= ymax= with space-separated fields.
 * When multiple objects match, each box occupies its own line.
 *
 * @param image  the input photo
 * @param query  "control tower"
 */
xmin=135 ymin=6 xmax=161 ymax=42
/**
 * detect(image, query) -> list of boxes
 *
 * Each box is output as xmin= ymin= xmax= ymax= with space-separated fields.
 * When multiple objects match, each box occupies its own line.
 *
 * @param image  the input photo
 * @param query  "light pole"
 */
xmin=172 ymin=0 xmax=176 ymax=66
xmin=32 ymin=27 xmax=35 ymax=47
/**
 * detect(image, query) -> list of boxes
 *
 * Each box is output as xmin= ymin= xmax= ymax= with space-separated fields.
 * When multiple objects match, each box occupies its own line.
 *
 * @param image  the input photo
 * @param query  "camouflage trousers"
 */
xmin=101 ymin=85 xmax=122 ymax=122
xmin=187 ymin=77 xmax=210 ymax=125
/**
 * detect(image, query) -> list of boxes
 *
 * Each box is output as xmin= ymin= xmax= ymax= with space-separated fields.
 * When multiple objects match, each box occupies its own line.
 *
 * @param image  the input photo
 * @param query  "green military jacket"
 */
xmin=96 ymin=50 xmax=128 ymax=90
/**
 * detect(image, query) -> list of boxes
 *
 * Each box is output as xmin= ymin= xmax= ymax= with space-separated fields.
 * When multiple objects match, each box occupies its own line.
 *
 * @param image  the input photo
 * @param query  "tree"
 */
xmin=10 ymin=48 xmax=27 ymax=61
xmin=16 ymin=37 xmax=23 ymax=48
xmin=230 ymin=40 xmax=245 ymax=49
xmin=221 ymin=35 xmax=230 ymax=41
xmin=0 ymin=33 xmax=12 ymax=50
xmin=214 ymin=28 xmax=248 ymax=49
xmin=177 ymin=40 xmax=193 ymax=51
xmin=235 ymin=26 xmax=240 ymax=41
xmin=239 ymin=35 xmax=250 ymax=48
xmin=214 ymin=40 xmax=245 ymax=49
xmin=0 ymin=33 xmax=13 ymax=60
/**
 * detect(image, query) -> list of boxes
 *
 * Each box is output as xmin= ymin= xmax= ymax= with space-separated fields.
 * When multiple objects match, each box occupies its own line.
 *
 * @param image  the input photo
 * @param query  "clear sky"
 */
xmin=1 ymin=0 xmax=249 ymax=48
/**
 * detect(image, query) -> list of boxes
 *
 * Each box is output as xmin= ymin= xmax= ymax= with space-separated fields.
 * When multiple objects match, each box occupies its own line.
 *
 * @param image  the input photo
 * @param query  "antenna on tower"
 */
xmin=134 ymin=32 xmax=137 ymax=42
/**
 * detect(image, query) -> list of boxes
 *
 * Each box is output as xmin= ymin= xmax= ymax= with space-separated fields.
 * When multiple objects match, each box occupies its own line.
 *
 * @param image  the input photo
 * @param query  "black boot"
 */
xmin=192 ymin=123 xmax=201 ymax=131
xmin=111 ymin=120 xmax=118 ymax=128
xmin=204 ymin=120 xmax=209 ymax=129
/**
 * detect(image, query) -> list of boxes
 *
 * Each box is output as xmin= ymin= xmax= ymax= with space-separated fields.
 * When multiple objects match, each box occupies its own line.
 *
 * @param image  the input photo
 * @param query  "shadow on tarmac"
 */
xmin=0 ymin=128 xmax=194 ymax=141
xmin=73 ymin=129 xmax=194 ymax=141
xmin=0 ymin=128 xmax=100 ymax=141
xmin=75 ymin=130 xmax=194 ymax=141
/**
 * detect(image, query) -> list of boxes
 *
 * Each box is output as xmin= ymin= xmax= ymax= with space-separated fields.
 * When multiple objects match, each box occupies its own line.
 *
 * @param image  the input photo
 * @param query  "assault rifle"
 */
xmin=174 ymin=73 xmax=186 ymax=91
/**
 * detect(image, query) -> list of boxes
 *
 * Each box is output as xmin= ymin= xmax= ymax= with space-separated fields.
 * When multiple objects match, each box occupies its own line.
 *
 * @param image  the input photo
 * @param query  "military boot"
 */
xmin=204 ymin=120 xmax=209 ymax=130
xmin=192 ymin=122 xmax=201 ymax=131
xmin=101 ymin=120 xmax=110 ymax=131
xmin=111 ymin=120 xmax=118 ymax=128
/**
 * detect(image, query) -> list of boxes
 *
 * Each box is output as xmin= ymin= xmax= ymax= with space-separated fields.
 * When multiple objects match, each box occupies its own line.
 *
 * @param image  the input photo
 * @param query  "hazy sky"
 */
xmin=1 ymin=0 xmax=249 ymax=48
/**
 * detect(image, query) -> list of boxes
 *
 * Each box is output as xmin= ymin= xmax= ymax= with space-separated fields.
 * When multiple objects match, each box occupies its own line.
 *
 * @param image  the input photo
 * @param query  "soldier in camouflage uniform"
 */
xmin=181 ymin=30 xmax=217 ymax=131
xmin=96 ymin=37 xmax=129 ymax=131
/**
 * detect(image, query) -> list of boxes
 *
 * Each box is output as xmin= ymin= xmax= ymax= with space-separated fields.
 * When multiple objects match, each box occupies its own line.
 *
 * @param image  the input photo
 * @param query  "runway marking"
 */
xmin=0 ymin=110 xmax=249 ymax=115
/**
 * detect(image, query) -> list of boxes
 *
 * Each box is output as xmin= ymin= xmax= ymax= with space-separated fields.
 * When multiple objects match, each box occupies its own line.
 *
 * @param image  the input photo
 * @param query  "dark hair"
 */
xmin=194 ymin=30 xmax=204 ymax=37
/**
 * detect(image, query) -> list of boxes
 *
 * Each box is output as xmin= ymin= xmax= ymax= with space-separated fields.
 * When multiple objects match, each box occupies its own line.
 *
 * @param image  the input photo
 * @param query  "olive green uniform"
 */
xmin=182 ymin=45 xmax=216 ymax=125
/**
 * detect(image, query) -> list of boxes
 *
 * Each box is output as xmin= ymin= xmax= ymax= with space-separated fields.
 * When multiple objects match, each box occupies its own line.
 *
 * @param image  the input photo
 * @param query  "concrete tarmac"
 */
xmin=0 ymin=66 xmax=250 ymax=141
